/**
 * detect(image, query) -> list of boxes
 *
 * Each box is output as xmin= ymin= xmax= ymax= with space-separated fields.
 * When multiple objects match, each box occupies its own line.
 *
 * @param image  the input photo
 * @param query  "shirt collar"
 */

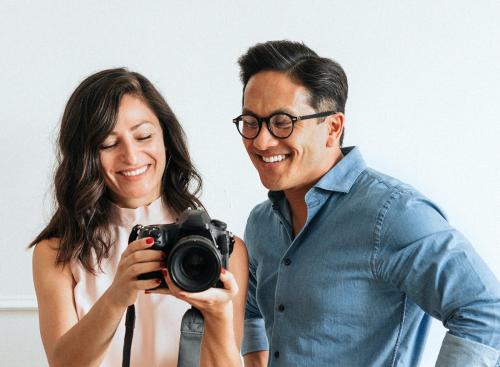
xmin=268 ymin=146 xmax=366 ymax=205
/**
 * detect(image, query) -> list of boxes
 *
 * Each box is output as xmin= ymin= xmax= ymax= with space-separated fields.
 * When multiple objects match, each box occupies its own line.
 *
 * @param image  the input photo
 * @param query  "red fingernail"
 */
xmin=221 ymin=267 xmax=226 ymax=274
xmin=155 ymin=278 xmax=161 ymax=284
xmin=162 ymin=268 xmax=168 ymax=277
xmin=145 ymin=290 xmax=151 ymax=294
xmin=146 ymin=237 xmax=154 ymax=245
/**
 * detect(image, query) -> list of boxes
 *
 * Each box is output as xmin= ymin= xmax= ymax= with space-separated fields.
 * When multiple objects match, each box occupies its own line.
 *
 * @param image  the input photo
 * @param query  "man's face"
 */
xmin=242 ymin=70 xmax=341 ymax=194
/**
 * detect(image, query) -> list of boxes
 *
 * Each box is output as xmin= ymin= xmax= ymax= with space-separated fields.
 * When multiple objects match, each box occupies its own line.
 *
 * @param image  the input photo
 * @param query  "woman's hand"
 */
xmin=105 ymin=237 xmax=165 ymax=309
xmin=147 ymin=238 xmax=248 ymax=367
xmin=149 ymin=267 xmax=239 ymax=318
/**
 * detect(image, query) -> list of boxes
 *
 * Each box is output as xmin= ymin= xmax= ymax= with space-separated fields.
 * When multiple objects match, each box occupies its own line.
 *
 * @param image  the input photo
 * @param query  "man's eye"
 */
xmin=243 ymin=121 xmax=258 ymax=129
xmin=274 ymin=121 xmax=291 ymax=129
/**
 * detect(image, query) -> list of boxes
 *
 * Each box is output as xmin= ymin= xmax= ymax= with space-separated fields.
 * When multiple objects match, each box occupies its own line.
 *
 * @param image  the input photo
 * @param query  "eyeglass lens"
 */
xmin=237 ymin=114 xmax=293 ymax=139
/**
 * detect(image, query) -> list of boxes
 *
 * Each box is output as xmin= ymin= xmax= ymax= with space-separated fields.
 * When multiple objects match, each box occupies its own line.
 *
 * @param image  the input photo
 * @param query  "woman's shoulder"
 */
xmin=232 ymin=235 xmax=245 ymax=251
xmin=32 ymin=238 xmax=62 ymax=268
xmin=33 ymin=237 xmax=75 ymax=285
xmin=229 ymin=236 xmax=248 ymax=268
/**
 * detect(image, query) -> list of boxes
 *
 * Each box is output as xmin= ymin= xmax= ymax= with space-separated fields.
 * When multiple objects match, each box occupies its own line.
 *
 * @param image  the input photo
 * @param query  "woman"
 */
xmin=30 ymin=68 xmax=248 ymax=367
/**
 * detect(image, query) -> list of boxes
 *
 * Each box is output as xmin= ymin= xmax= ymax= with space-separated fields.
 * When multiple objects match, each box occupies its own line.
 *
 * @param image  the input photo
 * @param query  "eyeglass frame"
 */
xmin=232 ymin=110 xmax=337 ymax=140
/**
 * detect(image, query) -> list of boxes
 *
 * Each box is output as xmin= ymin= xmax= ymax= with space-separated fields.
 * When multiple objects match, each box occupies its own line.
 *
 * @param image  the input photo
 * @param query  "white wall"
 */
xmin=1 ymin=1 xmax=499 ymax=366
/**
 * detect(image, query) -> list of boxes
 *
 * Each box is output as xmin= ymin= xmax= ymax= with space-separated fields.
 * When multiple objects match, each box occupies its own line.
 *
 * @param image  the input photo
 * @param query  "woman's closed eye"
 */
xmin=137 ymin=134 xmax=152 ymax=141
xmin=99 ymin=134 xmax=153 ymax=150
xmin=100 ymin=141 xmax=118 ymax=150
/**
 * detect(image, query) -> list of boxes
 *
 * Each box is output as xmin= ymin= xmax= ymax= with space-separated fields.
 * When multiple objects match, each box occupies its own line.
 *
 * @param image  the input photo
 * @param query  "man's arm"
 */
xmin=375 ymin=190 xmax=500 ymax=366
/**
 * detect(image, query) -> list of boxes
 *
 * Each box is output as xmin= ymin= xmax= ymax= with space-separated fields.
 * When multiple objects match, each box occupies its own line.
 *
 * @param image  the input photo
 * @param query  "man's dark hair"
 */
xmin=238 ymin=40 xmax=348 ymax=145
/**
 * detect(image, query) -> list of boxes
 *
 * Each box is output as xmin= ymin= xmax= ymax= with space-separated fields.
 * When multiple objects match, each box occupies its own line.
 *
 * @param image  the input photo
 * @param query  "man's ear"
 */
xmin=325 ymin=113 xmax=344 ymax=148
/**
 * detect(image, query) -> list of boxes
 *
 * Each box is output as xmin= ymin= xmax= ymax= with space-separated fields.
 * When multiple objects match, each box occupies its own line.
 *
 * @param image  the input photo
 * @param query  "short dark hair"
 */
xmin=30 ymin=68 xmax=203 ymax=273
xmin=238 ymin=40 xmax=348 ymax=145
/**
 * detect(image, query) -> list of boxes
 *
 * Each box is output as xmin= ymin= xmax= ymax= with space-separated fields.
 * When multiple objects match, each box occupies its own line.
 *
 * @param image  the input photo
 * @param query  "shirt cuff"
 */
xmin=241 ymin=318 xmax=269 ymax=355
xmin=436 ymin=333 xmax=500 ymax=367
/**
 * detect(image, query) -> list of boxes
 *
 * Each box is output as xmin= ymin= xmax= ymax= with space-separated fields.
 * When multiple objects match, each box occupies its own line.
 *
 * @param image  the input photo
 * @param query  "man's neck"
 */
xmin=283 ymin=149 xmax=344 ymax=237
xmin=284 ymin=188 xmax=309 ymax=237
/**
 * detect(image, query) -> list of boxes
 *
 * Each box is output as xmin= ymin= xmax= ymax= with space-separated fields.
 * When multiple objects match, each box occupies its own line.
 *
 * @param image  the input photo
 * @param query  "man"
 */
xmin=233 ymin=40 xmax=500 ymax=366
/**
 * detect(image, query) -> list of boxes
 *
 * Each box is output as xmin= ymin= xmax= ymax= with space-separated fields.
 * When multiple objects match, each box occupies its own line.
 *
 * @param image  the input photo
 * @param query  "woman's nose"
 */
xmin=120 ymin=140 xmax=139 ymax=165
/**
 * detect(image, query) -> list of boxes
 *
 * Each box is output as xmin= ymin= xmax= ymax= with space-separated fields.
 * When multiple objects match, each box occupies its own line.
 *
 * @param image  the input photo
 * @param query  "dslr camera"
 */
xmin=128 ymin=209 xmax=234 ymax=292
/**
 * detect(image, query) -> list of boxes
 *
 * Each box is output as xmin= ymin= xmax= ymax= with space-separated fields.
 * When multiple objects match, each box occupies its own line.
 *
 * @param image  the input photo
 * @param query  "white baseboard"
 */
xmin=0 ymin=296 xmax=38 ymax=311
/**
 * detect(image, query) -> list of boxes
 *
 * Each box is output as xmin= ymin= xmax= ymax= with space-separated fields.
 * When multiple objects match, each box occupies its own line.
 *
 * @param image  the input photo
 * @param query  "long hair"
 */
xmin=238 ymin=40 xmax=348 ymax=145
xmin=30 ymin=68 xmax=203 ymax=273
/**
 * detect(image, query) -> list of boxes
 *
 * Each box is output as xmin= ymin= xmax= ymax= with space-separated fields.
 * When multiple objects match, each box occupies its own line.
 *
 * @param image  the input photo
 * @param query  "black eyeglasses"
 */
xmin=232 ymin=111 xmax=337 ymax=139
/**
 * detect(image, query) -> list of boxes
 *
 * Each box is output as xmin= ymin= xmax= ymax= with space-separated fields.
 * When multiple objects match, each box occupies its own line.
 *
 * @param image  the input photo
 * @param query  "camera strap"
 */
xmin=177 ymin=307 xmax=205 ymax=366
xmin=122 ymin=305 xmax=136 ymax=367
xmin=122 ymin=305 xmax=204 ymax=367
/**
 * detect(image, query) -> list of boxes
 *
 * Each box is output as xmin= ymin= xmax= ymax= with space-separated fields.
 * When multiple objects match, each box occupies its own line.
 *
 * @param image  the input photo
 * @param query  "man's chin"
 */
xmin=259 ymin=176 xmax=284 ymax=192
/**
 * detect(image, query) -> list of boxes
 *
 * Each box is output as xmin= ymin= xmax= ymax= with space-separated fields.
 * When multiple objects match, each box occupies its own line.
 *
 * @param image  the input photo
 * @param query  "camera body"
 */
xmin=128 ymin=209 xmax=234 ymax=292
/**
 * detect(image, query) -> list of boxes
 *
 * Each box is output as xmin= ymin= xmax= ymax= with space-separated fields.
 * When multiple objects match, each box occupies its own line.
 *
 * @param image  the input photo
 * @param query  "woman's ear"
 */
xmin=325 ymin=113 xmax=345 ymax=148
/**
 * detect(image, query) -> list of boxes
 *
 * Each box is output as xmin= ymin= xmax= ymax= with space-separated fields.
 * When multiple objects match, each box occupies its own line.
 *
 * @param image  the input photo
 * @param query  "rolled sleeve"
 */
xmin=436 ymin=333 xmax=500 ymax=367
xmin=242 ymin=317 xmax=269 ymax=355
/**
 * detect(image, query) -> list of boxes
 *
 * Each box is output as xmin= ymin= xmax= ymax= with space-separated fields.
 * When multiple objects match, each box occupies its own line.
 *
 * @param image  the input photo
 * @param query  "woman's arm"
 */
xmin=243 ymin=351 xmax=269 ymax=367
xmin=201 ymin=237 xmax=248 ymax=367
xmin=33 ymin=237 xmax=163 ymax=367
xmin=161 ymin=237 xmax=249 ymax=367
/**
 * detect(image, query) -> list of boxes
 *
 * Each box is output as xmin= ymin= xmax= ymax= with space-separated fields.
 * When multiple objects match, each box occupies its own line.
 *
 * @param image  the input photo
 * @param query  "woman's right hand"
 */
xmin=105 ymin=237 xmax=165 ymax=308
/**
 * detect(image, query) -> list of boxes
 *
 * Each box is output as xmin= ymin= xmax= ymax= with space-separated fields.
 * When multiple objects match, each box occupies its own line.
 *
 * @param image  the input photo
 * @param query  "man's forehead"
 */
xmin=243 ymin=71 xmax=312 ymax=114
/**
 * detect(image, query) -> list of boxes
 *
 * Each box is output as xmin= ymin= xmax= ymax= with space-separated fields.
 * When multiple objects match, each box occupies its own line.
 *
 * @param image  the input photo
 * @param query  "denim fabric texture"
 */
xmin=242 ymin=147 xmax=500 ymax=367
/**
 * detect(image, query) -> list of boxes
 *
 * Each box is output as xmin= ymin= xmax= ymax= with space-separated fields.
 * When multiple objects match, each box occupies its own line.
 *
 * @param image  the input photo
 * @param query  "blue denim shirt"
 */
xmin=242 ymin=147 xmax=500 ymax=366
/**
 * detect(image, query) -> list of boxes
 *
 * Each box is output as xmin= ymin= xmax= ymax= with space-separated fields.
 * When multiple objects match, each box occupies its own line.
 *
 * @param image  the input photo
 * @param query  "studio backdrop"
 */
xmin=1 ymin=1 xmax=499 ymax=366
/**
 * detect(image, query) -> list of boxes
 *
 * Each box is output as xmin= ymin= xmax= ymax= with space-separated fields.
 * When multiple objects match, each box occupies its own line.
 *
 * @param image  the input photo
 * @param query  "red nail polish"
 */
xmin=162 ymin=268 xmax=168 ymax=277
xmin=146 ymin=237 xmax=154 ymax=245
xmin=155 ymin=278 xmax=161 ymax=284
xmin=145 ymin=290 xmax=151 ymax=294
xmin=221 ymin=267 xmax=226 ymax=274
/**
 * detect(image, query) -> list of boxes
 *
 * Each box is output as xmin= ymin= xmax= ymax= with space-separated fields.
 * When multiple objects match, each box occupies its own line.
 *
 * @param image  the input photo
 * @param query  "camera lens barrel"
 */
xmin=167 ymin=235 xmax=222 ymax=292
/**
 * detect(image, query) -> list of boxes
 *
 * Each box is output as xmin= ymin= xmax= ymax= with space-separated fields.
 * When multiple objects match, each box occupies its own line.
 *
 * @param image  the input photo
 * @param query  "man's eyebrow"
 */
xmin=107 ymin=121 xmax=153 ymax=136
xmin=242 ymin=107 xmax=296 ymax=117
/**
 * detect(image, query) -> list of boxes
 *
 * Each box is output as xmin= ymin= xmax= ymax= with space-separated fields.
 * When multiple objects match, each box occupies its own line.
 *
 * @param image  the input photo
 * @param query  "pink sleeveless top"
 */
xmin=70 ymin=197 xmax=191 ymax=367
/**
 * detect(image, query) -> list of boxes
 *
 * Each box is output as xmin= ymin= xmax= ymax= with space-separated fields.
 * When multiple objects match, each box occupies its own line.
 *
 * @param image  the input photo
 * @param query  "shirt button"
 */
xmin=274 ymin=351 xmax=280 ymax=358
xmin=278 ymin=304 xmax=285 ymax=312
xmin=283 ymin=258 xmax=291 ymax=266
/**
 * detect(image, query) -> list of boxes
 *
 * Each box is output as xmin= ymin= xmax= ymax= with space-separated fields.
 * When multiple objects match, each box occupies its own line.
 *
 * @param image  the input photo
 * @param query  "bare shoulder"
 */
xmin=229 ymin=235 xmax=248 ymax=287
xmin=231 ymin=236 xmax=248 ymax=266
xmin=32 ymin=237 xmax=74 ymax=287
xmin=33 ymin=237 xmax=60 ymax=262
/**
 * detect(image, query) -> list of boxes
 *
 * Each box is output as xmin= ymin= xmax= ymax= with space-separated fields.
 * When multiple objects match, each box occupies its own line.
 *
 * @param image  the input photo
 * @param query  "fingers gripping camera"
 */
xmin=128 ymin=209 xmax=235 ymax=292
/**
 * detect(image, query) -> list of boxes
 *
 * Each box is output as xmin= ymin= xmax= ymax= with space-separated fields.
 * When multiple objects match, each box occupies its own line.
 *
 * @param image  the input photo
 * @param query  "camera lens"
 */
xmin=182 ymin=248 xmax=211 ymax=278
xmin=167 ymin=235 xmax=221 ymax=292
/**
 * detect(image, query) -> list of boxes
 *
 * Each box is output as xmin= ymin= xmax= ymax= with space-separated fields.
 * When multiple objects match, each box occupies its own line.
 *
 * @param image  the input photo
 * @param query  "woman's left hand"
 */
xmin=149 ymin=267 xmax=239 ymax=318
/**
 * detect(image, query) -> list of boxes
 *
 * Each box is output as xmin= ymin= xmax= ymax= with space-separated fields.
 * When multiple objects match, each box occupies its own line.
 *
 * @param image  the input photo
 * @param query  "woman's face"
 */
xmin=99 ymin=94 xmax=167 ymax=208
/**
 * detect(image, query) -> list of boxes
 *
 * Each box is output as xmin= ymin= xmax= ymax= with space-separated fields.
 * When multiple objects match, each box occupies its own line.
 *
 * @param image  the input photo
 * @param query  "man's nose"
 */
xmin=252 ymin=123 xmax=279 ymax=150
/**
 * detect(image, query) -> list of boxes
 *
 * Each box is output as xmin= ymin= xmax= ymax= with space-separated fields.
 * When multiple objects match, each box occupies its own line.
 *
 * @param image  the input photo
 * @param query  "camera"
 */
xmin=128 ymin=209 xmax=234 ymax=292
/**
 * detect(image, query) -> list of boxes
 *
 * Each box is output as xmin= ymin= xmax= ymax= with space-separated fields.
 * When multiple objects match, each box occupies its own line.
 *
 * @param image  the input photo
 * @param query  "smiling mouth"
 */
xmin=260 ymin=154 xmax=290 ymax=163
xmin=119 ymin=165 xmax=149 ymax=177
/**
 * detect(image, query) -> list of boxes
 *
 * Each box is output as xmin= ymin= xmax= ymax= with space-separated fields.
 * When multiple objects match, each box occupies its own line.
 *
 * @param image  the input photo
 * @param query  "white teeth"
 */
xmin=262 ymin=154 xmax=288 ymax=163
xmin=121 ymin=165 xmax=148 ymax=177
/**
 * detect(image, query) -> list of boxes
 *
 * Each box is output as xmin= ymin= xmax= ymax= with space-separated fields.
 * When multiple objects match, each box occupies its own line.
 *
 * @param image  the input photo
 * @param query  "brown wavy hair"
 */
xmin=30 ymin=68 xmax=203 ymax=273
